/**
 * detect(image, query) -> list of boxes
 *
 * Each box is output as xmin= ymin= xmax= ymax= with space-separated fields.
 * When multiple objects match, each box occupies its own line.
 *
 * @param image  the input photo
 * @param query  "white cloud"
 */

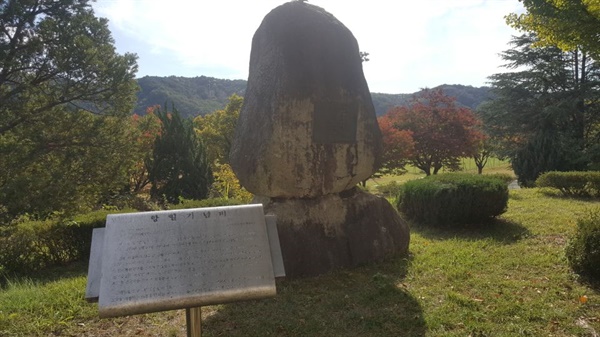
xmin=93 ymin=0 xmax=524 ymax=93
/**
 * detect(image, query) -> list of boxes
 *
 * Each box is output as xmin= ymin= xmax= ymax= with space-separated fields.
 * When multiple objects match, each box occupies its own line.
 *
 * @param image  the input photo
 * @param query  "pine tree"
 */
xmin=478 ymin=34 xmax=600 ymax=185
xmin=148 ymin=106 xmax=212 ymax=204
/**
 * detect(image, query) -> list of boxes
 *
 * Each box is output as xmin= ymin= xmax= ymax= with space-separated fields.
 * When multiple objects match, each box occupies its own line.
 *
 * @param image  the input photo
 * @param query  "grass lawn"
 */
xmin=1 ymin=188 xmax=599 ymax=336
xmin=366 ymin=158 xmax=515 ymax=192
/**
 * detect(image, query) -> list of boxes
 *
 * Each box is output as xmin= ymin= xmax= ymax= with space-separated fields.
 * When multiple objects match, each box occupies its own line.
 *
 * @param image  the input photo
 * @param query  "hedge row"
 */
xmin=397 ymin=173 xmax=509 ymax=226
xmin=536 ymin=171 xmax=600 ymax=197
xmin=0 ymin=209 xmax=120 ymax=274
xmin=0 ymin=198 xmax=243 ymax=274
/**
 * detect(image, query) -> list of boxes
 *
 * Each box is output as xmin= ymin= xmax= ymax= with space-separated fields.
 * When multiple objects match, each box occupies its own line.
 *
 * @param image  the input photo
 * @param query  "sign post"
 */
xmin=186 ymin=307 xmax=202 ymax=337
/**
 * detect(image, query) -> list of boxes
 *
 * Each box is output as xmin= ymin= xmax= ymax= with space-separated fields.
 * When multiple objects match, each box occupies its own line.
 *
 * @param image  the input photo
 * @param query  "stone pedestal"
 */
xmin=256 ymin=189 xmax=410 ymax=278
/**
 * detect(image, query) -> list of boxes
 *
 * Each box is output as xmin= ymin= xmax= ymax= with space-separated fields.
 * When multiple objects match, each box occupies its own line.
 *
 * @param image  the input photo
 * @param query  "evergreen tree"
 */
xmin=478 ymin=34 xmax=600 ymax=185
xmin=148 ymin=106 xmax=212 ymax=204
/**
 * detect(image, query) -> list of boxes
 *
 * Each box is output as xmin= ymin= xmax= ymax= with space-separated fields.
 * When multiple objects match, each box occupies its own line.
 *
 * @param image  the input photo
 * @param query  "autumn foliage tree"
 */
xmin=128 ymin=107 xmax=162 ymax=193
xmin=379 ymin=89 xmax=484 ymax=175
xmin=506 ymin=0 xmax=600 ymax=58
xmin=194 ymin=95 xmax=252 ymax=200
xmin=377 ymin=114 xmax=414 ymax=174
xmin=194 ymin=94 xmax=243 ymax=165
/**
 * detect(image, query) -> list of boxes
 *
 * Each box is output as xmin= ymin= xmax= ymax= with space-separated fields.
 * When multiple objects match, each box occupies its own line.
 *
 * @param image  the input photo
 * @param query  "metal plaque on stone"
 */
xmin=95 ymin=204 xmax=278 ymax=318
xmin=312 ymin=100 xmax=358 ymax=144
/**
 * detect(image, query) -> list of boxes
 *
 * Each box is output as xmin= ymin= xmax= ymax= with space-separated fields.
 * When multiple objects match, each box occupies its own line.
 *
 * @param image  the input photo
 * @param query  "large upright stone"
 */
xmin=231 ymin=2 xmax=410 ymax=278
xmin=230 ymin=1 xmax=382 ymax=198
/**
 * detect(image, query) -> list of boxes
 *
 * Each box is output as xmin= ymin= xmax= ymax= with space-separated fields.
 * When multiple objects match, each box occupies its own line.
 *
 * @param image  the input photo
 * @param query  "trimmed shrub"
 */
xmin=536 ymin=171 xmax=600 ymax=198
xmin=566 ymin=210 xmax=600 ymax=280
xmin=397 ymin=173 xmax=508 ymax=226
xmin=167 ymin=197 xmax=243 ymax=210
xmin=488 ymin=173 xmax=516 ymax=184
xmin=0 ymin=209 xmax=122 ymax=274
xmin=0 ymin=198 xmax=247 ymax=274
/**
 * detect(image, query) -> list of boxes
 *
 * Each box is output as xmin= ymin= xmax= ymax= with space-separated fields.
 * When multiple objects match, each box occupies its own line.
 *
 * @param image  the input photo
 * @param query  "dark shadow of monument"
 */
xmin=202 ymin=257 xmax=426 ymax=337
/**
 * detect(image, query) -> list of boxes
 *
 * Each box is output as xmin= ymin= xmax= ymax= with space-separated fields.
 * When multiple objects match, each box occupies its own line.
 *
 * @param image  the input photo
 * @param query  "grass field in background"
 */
xmin=367 ymin=157 xmax=514 ymax=191
xmin=1 ymin=182 xmax=599 ymax=336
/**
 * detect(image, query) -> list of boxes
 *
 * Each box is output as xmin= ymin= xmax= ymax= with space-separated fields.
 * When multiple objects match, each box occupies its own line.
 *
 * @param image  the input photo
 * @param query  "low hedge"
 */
xmin=0 ymin=198 xmax=245 ymax=274
xmin=0 ymin=209 xmax=121 ymax=274
xmin=397 ymin=173 xmax=509 ymax=226
xmin=536 ymin=171 xmax=600 ymax=197
xmin=167 ymin=197 xmax=243 ymax=210
xmin=566 ymin=209 xmax=600 ymax=281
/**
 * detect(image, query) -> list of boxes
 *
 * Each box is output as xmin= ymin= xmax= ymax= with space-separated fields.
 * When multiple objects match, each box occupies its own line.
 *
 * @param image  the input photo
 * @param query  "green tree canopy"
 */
xmin=0 ymin=0 xmax=139 ymax=220
xmin=0 ymin=0 xmax=138 ymax=134
xmin=507 ymin=0 xmax=600 ymax=57
xmin=1 ymin=109 xmax=140 ymax=219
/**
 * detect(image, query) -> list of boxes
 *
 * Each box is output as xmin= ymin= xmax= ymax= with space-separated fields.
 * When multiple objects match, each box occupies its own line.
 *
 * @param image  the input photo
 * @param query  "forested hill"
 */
xmin=134 ymin=76 xmax=247 ymax=117
xmin=134 ymin=76 xmax=491 ymax=118
xmin=371 ymin=84 xmax=492 ymax=116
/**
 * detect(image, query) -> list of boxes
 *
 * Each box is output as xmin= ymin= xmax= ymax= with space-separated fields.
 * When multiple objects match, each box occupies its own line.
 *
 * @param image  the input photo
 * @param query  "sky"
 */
xmin=92 ymin=0 xmax=525 ymax=94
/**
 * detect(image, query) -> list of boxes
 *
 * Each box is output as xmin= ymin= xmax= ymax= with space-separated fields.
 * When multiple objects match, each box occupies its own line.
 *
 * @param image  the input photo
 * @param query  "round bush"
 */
xmin=397 ymin=173 xmax=509 ymax=226
xmin=566 ymin=210 xmax=600 ymax=280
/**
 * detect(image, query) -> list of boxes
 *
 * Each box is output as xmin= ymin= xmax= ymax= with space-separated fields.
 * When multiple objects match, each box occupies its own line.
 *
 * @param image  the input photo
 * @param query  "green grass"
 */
xmin=367 ymin=157 xmax=514 ymax=193
xmin=1 ymin=188 xmax=599 ymax=336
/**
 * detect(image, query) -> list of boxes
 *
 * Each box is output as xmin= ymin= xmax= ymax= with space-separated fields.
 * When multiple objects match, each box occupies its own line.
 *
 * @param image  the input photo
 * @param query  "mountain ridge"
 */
xmin=134 ymin=76 xmax=491 ymax=118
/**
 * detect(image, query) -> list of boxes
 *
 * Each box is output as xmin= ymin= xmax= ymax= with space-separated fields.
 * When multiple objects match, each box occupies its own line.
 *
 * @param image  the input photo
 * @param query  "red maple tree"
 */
xmin=379 ymin=89 xmax=484 ymax=175
xmin=377 ymin=113 xmax=414 ymax=174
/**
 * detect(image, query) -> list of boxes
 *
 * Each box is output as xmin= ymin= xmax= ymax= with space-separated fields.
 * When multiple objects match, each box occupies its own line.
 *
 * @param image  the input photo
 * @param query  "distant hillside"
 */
xmin=135 ymin=76 xmax=246 ymax=117
xmin=134 ymin=76 xmax=491 ymax=118
xmin=371 ymin=92 xmax=412 ymax=116
xmin=372 ymin=85 xmax=492 ymax=115
xmin=430 ymin=84 xmax=493 ymax=111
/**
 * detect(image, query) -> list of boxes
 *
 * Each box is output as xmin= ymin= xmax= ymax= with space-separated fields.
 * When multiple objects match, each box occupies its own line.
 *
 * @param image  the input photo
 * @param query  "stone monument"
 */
xmin=230 ymin=1 xmax=410 ymax=277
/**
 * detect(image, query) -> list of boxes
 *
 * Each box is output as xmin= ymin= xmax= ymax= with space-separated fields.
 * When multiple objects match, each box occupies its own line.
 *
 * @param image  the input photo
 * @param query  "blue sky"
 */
xmin=93 ymin=0 xmax=524 ymax=94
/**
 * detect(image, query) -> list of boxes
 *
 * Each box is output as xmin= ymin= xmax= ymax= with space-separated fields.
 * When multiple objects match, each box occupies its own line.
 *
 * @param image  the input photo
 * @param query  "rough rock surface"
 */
xmin=230 ymin=2 xmax=382 ymax=198
xmin=257 ymin=188 xmax=410 ymax=278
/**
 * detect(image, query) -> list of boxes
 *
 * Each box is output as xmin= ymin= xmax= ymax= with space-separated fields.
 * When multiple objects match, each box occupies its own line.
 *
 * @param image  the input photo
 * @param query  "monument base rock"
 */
xmin=256 ymin=188 xmax=410 ymax=278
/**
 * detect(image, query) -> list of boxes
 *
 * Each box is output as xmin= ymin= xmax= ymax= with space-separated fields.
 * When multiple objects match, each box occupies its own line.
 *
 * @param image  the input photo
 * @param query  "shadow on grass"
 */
xmin=203 ymin=257 xmax=425 ymax=337
xmin=411 ymin=218 xmax=531 ymax=244
xmin=0 ymin=260 xmax=88 ymax=289
xmin=576 ymin=274 xmax=600 ymax=293
xmin=537 ymin=188 xmax=600 ymax=202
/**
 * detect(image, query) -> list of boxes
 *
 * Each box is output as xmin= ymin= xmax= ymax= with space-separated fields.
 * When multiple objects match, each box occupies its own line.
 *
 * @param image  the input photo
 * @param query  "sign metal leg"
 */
xmin=186 ymin=307 xmax=202 ymax=337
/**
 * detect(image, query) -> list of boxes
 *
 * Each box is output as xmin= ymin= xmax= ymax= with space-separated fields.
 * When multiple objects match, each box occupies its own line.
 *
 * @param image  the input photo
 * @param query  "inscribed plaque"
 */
xmin=312 ymin=100 xmax=358 ymax=143
xmin=98 ymin=204 xmax=276 ymax=318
